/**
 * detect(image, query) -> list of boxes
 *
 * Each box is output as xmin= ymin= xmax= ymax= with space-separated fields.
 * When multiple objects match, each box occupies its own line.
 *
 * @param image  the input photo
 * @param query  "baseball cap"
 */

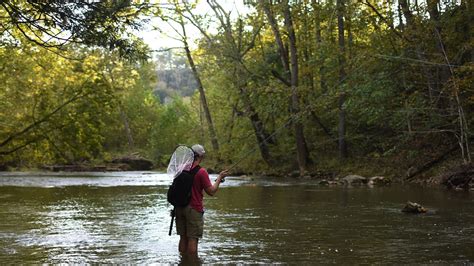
xmin=191 ymin=144 xmax=206 ymax=156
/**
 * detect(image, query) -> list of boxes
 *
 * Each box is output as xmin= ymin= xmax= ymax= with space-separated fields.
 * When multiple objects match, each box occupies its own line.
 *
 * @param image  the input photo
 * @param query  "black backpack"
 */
xmin=167 ymin=166 xmax=201 ymax=207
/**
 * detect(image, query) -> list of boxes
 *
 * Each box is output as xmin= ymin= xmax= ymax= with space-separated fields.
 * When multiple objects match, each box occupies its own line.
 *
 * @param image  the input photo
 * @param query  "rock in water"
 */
xmin=368 ymin=176 xmax=391 ymax=186
xmin=402 ymin=201 xmax=427 ymax=214
xmin=111 ymin=156 xmax=153 ymax=170
xmin=342 ymin=175 xmax=368 ymax=186
xmin=319 ymin=179 xmax=330 ymax=186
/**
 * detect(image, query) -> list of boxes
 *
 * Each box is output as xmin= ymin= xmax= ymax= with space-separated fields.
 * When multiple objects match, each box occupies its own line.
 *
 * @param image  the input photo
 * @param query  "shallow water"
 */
xmin=0 ymin=172 xmax=473 ymax=264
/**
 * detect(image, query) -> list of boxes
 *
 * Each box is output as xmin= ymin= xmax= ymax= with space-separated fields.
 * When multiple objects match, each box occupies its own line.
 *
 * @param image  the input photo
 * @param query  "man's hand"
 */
xmin=207 ymin=169 xmax=230 ymax=196
xmin=217 ymin=170 xmax=229 ymax=183
xmin=218 ymin=170 xmax=229 ymax=179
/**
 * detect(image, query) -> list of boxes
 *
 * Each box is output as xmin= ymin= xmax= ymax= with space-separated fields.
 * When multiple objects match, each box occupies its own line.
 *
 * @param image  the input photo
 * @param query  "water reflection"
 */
xmin=0 ymin=173 xmax=473 ymax=264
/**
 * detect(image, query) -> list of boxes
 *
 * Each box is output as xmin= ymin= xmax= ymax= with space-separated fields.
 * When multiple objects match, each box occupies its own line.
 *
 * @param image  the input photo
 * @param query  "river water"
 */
xmin=0 ymin=171 xmax=473 ymax=264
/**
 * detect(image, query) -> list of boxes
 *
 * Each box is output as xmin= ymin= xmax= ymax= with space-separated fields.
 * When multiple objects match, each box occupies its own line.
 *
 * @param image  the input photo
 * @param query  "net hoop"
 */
xmin=167 ymin=145 xmax=195 ymax=178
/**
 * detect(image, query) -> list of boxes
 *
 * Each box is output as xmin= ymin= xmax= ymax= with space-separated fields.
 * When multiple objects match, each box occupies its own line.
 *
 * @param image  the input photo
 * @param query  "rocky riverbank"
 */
xmin=272 ymin=164 xmax=474 ymax=191
xmin=426 ymin=163 xmax=474 ymax=191
xmin=2 ymin=156 xmax=473 ymax=192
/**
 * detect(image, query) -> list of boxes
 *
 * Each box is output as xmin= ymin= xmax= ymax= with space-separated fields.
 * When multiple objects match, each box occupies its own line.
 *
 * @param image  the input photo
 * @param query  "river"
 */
xmin=0 ymin=171 xmax=473 ymax=264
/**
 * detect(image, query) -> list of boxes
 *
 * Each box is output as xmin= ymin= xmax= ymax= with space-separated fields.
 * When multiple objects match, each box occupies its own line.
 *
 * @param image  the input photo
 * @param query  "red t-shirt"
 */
xmin=189 ymin=167 xmax=212 ymax=213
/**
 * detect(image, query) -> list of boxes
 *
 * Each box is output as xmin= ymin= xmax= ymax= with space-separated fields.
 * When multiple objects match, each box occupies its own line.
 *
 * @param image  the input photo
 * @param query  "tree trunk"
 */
xmin=346 ymin=2 xmax=353 ymax=58
xmin=313 ymin=0 xmax=327 ymax=93
xmin=398 ymin=2 xmax=404 ymax=30
xmin=180 ymin=20 xmax=220 ymax=155
xmin=400 ymin=0 xmax=436 ymax=102
xmin=405 ymin=144 xmax=459 ymax=180
xmin=283 ymin=0 xmax=310 ymax=174
xmin=337 ymin=0 xmax=348 ymax=159
xmin=119 ymin=105 xmax=134 ymax=150
xmin=206 ymin=0 xmax=276 ymax=165
xmin=308 ymin=104 xmax=335 ymax=141
xmin=427 ymin=0 xmax=451 ymax=88
xmin=399 ymin=0 xmax=414 ymax=25
xmin=193 ymin=1 xmax=276 ymax=166
xmin=386 ymin=0 xmax=395 ymax=30
xmin=302 ymin=3 xmax=314 ymax=91
xmin=240 ymin=87 xmax=274 ymax=165
xmin=260 ymin=0 xmax=290 ymax=77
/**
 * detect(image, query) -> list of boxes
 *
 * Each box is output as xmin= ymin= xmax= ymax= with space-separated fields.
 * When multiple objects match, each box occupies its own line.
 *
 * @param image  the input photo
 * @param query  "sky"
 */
xmin=136 ymin=1 xmax=251 ymax=53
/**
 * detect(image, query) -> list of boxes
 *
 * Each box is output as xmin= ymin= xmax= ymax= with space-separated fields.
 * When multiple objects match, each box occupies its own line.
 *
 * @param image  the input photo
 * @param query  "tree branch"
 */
xmin=0 ymin=90 xmax=87 ymax=148
xmin=362 ymin=1 xmax=408 ymax=41
xmin=271 ymin=70 xmax=291 ymax=86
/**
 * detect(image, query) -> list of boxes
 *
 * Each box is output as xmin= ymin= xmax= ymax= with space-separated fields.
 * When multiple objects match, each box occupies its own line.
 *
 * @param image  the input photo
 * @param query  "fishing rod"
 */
xmin=221 ymin=52 xmax=372 ymax=174
xmin=219 ymin=48 xmax=467 ymax=178
xmin=226 ymin=114 xmax=295 ymax=172
xmin=216 ymin=108 xmax=307 ymax=182
xmin=216 ymin=48 xmax=440 ymax=179
xmin=372 ymin=53 xmax=460 ymax=67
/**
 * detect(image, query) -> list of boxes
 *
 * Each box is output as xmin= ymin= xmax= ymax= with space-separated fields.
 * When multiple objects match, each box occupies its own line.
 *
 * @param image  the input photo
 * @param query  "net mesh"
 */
xmin=167 ymin=145 xmax=194 ymax=178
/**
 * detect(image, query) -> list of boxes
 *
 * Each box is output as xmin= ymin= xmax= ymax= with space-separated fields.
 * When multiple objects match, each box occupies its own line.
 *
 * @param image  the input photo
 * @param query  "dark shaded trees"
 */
xmin=259 ymin=0 xmax=310 ymax=174
xmin=2 ymin=0 xmax=472 ymax=175
xmin=0 ymin=0 xmax=153 ymax=59
xmin=337 ymin=0 xmax=348 ymax=159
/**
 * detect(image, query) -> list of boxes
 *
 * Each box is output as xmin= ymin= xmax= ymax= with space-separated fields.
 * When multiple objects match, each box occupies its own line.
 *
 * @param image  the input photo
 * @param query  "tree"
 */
xmin=204 ymin=0 xmax=276 ymax=166
xmin=160 ymin=1 xmax=221 ymax=157
xmin=259 ymin=0 xmax=310 ymax=174
xmin=0 ymin=0 xmax=153 ymax=59
xmin=0 ymin=39 xmax=159 ymax=165
xmin=337 ymin=0 xmax=348 ymax=159
xmin=0 ymin=44 xmax=115 ymax=162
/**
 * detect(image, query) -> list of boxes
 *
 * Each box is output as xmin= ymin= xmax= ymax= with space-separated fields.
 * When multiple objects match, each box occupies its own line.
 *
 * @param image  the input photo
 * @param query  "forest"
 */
xmin=0 ymin=0 xmax=472 ymax=180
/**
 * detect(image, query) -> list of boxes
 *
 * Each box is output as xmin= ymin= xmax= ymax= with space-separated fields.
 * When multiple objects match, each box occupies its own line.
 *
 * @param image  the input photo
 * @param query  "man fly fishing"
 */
xmin=167 ymin=144 xmax=229 ymax=256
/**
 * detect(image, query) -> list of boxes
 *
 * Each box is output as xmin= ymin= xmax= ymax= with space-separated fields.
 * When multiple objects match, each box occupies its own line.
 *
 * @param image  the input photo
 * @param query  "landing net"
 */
xmin=167 ymin=145 xmax=194 ymax=178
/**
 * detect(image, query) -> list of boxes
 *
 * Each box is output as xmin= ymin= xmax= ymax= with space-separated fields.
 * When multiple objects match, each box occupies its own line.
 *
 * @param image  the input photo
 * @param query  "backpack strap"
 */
xmin=189 ymin=165 xmax=201 ymax=176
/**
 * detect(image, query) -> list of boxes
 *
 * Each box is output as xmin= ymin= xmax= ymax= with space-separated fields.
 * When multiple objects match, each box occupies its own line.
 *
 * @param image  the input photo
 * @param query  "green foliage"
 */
xmin=0 ymin=39 xmax=161 ymax=166
xmin=154 ymin=51 xmax=198 ymax=102
xmin=149 ymin=97 xmax=199 ymax=166
xmin=182 ymin=0 xmax=473 ymax=176
xmin=0 ymin=0 xmax=156 ymax=59
xmin=0 ymin=47 xmax=107 ymax=163
xmin=1 ymin=0 xmax=472 ymax=178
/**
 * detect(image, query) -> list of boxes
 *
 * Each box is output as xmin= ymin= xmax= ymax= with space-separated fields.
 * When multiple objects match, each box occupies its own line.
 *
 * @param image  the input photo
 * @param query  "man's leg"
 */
xmin=187 ymin=238 xmax=199 ymax=256
xmin=179 ymin=235 xmax=188 ymax=254
xmin=175 ymin=207 xmax=187 ymax=253
xmin=184 ymin=206 xmax=203 ymax=256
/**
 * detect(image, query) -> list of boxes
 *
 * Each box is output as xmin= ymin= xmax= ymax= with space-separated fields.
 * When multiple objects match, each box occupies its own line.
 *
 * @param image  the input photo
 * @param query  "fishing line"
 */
xmin=372 ymin=53 xmax=459 ymax=67
xmin=222 ymin=49 xmax=450 ymax=171
xmin=225 ymin=51 xmax=372 ymax=171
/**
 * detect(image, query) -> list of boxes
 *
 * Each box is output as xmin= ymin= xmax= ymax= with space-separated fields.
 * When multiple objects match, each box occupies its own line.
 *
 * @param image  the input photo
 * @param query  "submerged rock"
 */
xmin=368 ymin=176 xmax=391 ymax=186
xmin=402 ymin=201 xmax=427 ymax=214
xmin=239 ymin=175 xmax=255 ymax=181
xmin=342 ymin=175 xmax=368 ymax=186
xmin=319 ymin=179 xmax=330 ymax=186
xmin=318 ymin=179 xmax=340 ymax=186
xmin=288 ymin=170 xmax=301 ymax=178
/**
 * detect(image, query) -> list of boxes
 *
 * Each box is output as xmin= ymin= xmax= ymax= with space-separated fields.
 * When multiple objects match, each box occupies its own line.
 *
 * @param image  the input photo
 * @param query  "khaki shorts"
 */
xmin=175 ymin=205 xmax=204 ymax=239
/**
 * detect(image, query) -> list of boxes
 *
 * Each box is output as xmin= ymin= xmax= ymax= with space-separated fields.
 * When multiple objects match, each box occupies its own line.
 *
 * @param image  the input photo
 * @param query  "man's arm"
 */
xmin=204 ymin=170 xmax=229 ymax=196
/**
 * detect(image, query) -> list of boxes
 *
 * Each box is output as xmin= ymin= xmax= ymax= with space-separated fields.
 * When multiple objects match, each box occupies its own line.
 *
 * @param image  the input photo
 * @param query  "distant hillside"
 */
xmin=153 ymin=52 xmax=198 ymax=103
